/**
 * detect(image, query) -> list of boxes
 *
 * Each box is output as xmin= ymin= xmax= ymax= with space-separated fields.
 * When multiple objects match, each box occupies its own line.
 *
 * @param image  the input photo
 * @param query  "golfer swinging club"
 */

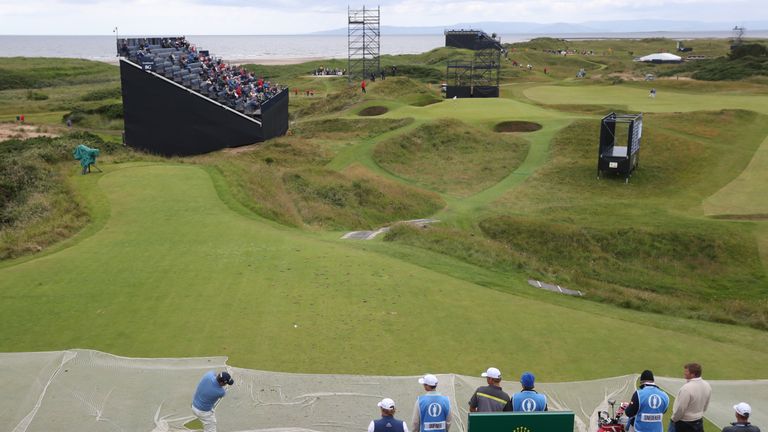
xmin=192 ymin=370 xmax=234 ymax=432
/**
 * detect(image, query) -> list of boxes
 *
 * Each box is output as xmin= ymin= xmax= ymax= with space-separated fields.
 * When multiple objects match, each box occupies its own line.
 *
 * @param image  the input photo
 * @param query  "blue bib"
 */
xmin=634 ymin=386 xmax=669 ymax=432
xmin=418 ymin=394 xmax=451 ymax=432
xmin=512 ymin=390 xmax=547 ymax=412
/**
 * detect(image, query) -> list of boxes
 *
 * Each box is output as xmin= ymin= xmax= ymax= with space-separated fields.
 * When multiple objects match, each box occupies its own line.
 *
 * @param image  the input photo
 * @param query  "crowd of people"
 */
xmin=190 ymin=362 xmax=760 ymax=432
xmin=542 ymin=49 xmax=598 ymax=56
xmin=312 ymin=66 xmax=345 ymax=76
xmin=121 ymin=37 xmax=285 ymax=117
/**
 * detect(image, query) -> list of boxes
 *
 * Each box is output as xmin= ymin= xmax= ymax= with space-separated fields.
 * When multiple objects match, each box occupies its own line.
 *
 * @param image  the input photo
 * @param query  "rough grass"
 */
xmin=0 ymin=132 xmax=120 ymax=260
xmin=0 ymin=57 xmax=118 ymax=90
xmin=283 ymin=164 xmax=445 ymax=229
xmin=198 ymin=135 xmax=443 ymax=229
xmin=373 ymin=118 xmax=530 ymax=196
xmin=292 ymin=117 xmax=411 ymax=139
xmin=478 ymin=111 xmax=768 ymax=329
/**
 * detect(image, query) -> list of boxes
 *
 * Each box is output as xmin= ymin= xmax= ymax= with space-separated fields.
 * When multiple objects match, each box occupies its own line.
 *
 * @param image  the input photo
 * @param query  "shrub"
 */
xmin=26 ymin=90 xmax=49 ymax=100
xmin=730 ymin=43 xmax=768 ymax=60
xmin=80 ymin=87 xmax=122 ymax=101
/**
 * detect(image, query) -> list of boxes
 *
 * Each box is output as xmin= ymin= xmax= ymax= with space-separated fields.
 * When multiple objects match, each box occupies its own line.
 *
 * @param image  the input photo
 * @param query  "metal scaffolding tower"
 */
xmin=445 ymin=48 xmax=500 ymax=96
xmin=348 ymin=6 xmax=380 ymax=81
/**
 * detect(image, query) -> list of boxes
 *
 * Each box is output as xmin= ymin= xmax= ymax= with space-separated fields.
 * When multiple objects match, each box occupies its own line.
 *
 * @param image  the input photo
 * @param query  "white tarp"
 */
xmin=637 ymin=53 xmax=683 ymax=62
xmin=2 ymin=350 xmax=765 ymax=432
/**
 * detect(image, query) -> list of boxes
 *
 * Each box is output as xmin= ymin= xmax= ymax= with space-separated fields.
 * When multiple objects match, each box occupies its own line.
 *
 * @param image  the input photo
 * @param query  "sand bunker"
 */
xmin=0 ymin=123 xmax=59 ymax=140
xmin=494 ymin=121 xmax=542 ymax=133
xmin=358 ymin=106 xmax=388 ymax=116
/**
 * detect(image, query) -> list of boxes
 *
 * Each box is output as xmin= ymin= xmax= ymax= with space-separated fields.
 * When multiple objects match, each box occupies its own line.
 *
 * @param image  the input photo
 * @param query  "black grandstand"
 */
xmin=117 ymin=37 xmax=289 ymax=156
xmin=444 ymin=30 xmax=504 ymax=98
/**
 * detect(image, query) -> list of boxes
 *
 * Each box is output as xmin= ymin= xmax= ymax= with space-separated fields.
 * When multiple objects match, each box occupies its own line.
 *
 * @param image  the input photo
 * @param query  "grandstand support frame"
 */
xmin=348 ymin=6 xmax=381 ymax=81
xmin=445 ymin=48 xmax=500 ymax=97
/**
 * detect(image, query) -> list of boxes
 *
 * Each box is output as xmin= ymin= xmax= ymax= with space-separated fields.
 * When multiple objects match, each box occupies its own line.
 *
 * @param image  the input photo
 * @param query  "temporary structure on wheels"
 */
xmin=597 ymin=113 xmax=643 ymax=183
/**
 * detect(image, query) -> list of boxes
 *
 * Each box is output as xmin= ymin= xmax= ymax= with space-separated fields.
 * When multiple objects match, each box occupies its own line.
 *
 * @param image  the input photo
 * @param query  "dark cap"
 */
xmin=218 ymin=371 xmax=234 ymax=385
xmin=521 ymin=372 xmax=535 ymax=389
xmin=640 ymin=370 xmax=654 ymax=382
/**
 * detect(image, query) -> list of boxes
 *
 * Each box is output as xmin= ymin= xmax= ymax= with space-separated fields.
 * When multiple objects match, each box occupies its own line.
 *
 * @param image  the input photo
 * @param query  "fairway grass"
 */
xmin=1 ymin=164 xmax=768 ymax=379
xmin=702 ymin=133 xmax=768 ymax=217
xmin=523 ymin=84 xmax=768 ymax=115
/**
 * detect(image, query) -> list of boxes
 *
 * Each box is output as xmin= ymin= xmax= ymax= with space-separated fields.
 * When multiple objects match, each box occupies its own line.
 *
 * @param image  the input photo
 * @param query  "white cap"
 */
xmin=419 ymin=374 xmax=439 ymax=386
xmin=378 ymin=398 xmax=396 ymax=410
xmin=481 ymin=367 xmax=502 ymax=379
xmin=734 ymin=402 xmax=751 ymax=416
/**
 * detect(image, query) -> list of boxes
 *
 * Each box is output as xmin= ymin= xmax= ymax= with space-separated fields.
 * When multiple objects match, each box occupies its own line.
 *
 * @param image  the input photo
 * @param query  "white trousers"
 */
xmin=192 ymin=406 xmax=217 ymax=432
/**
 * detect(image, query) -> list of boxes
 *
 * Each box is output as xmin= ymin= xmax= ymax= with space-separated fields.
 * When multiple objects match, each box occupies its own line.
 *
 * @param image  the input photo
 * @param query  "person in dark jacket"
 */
xmin=368 ymin=398 xmax=409 ymax=432
xmin=722 ymin=403 xmax=760 ymax=432
xmin=624 ymin=370 xmax=669 ymax=432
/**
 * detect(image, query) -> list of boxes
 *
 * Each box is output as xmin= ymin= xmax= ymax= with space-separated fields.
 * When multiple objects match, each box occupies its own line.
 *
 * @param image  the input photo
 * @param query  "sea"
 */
xmin=1 ymin=31 xmax=766 ymax=62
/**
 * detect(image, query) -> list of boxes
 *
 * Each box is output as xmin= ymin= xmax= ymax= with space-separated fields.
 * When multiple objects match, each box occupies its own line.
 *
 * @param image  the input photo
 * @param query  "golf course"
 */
xmin=1 ymin=37 xmax=768 ymax=385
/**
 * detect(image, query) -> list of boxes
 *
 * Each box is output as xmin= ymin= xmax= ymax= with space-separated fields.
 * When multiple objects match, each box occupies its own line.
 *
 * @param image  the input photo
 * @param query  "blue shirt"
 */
xmin=192 ymin=371 xmax=226 ymax=411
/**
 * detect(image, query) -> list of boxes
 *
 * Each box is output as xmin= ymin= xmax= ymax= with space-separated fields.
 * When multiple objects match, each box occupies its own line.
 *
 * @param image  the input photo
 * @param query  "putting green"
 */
xmin=1 ymin=163 xmax=768 ymax=379
xmin=523 ymin=85 xmax=768 ymax=115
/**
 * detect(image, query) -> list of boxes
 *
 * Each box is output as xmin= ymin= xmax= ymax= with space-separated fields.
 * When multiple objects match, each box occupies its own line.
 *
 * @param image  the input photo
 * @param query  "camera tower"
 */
xmin=348 ymin=6 xmax=380 ymax=81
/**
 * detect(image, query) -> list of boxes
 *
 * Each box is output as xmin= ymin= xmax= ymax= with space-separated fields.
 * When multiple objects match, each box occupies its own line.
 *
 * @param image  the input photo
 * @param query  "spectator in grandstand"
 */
xmin=191 ymin=370 xmax=234 ymax=432
xmin=671 ymin=363 xmax=711 ymax=432
xmin=723 ymin=403 xmax=760 ymax=432
xmin=368 ymin=398 xmax=409 ymax=432
xmin=509 ymin=372 xmax=548 ymax=412
xmin=411 ymin=374 xmax=451 ymax=432
xmin=624 ymin=370 xmax=669 ymax=432
xmin=469 ymin=367 xmax=511 ymax=412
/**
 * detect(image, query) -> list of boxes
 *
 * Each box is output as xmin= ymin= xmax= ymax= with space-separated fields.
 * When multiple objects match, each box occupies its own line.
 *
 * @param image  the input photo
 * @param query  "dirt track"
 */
xmin=0 ymin=123 xmax=59 ymax=141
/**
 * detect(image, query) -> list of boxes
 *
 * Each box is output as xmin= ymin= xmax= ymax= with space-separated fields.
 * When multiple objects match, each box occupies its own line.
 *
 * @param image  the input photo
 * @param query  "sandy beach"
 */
xmin=101 ymin=56 xmax=327 ymax=66
xmin=229 ymin=57 xmax=327 ymax=65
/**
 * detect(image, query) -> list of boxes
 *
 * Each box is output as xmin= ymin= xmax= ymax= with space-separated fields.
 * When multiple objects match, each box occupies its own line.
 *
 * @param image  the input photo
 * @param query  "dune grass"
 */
xmin=373 ymin=118 xmax=530 ymax=197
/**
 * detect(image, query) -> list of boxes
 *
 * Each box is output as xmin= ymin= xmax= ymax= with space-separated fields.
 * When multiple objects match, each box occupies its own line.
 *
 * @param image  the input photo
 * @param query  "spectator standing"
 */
xmin=412 ymin=374 xmax=451 ymax=432
xmin=469 ymin=367 xmax=511 ymax=412
xmin=722 ymin=403 xmax=760 ymax=432
xmin=624 ymin=370 xmax=669 ymax=432
xmin=671 ymin=363 xmax=711 ymax=432
xmin=368 ymin=398 xmax=409 ymax=432
xmin=510 ymin=372 xmax=547 ymax=412
xmin=361 ymin=80 xmax=367 ymax=94
xmin=191 ymin=370 xmax=234 ymax=432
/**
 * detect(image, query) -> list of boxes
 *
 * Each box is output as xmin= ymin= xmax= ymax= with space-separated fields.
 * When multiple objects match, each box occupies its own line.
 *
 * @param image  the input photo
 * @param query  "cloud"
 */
xmin=0 ymin=0 xmax=766 ymax=34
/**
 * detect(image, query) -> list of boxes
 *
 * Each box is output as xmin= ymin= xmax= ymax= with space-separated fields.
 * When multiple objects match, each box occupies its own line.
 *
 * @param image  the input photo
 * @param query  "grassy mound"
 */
xmin=483 ymin=110 xmax=768 ymax=328
xmin=0 ymin=58 xmax=118 ymax=90
xmin=0 ymin=132 xmax=121 ymax=259
xmin=373 ymin=119 xmax=530 ymax=196
xmin=283 ymin=164 xmax=445 ymax=229
xmin=202 ymin=138 xmax=443 ymax=229
xmin=367 ymin=76 xmax=442 ymax=105
xmin=292 ymin=117 xmax=411 ymax=139
xmin=358 ymin=106 xmax=389 ymax=116
xmin=293 ymin=84 xmax=363 ymax=118
xmin=494 ymin=121 xmax=542 ymax=133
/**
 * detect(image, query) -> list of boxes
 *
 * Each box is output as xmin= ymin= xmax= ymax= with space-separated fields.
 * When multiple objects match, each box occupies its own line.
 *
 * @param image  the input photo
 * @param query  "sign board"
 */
xmin=468 ymin=411 xmax=575 ymax=432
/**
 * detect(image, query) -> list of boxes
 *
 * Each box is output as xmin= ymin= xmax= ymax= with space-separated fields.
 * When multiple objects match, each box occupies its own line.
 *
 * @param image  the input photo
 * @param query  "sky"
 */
xmin=0 ymin=0 xmax=767 ymax=35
